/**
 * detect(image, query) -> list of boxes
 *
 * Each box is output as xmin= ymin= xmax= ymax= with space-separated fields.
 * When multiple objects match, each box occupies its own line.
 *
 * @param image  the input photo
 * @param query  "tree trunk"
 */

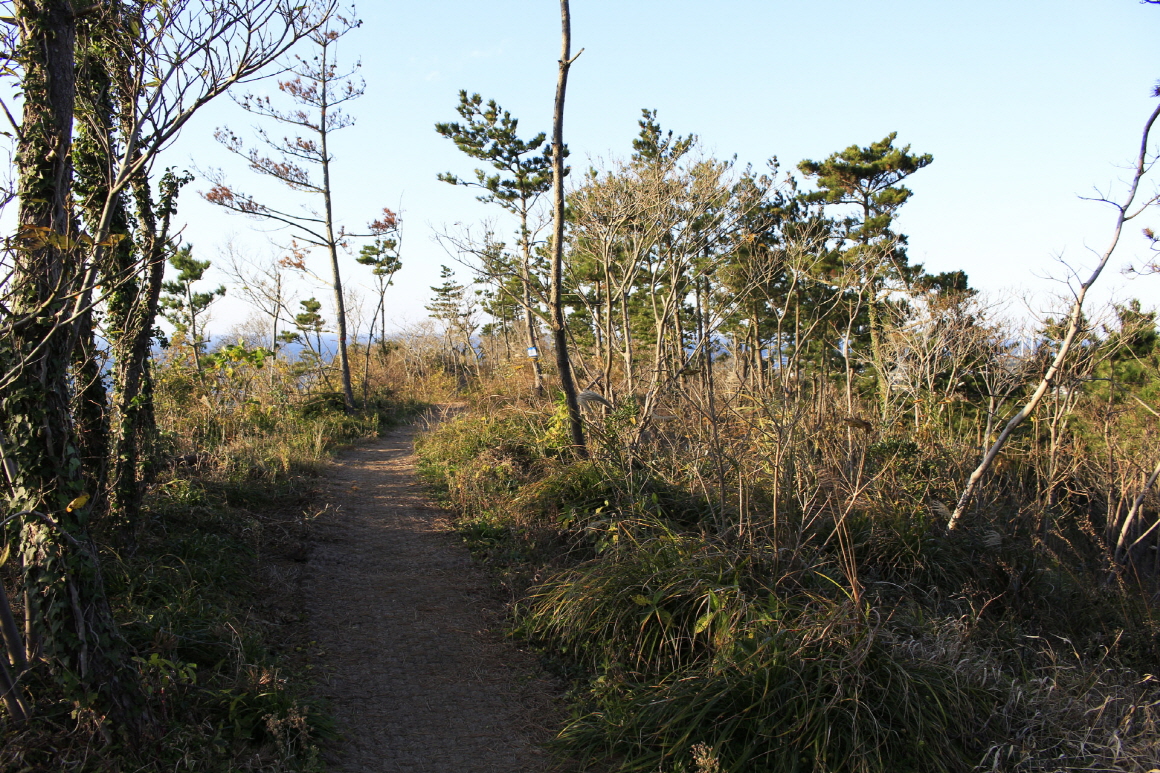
xmin=4 ymin=0 xmax=135 ymax=720
xmin=108 ymin=170 xmax=185 ymax=525
xmin=318 ymin=40 xmax=356 ymax=411
xmin=71 ymin=309 xmax=108 ymax=498
xmin=72 ymin=17 xmax=121 ymax=511
xmin=517 ymin=209 xmax=545 ymax=397
xmin=549 ymin=0 xmax=585 ymax=456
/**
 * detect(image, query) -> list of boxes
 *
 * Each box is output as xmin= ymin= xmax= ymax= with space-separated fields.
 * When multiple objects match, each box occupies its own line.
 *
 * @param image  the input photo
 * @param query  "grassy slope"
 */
xmin=417 ymin=401 xmax=1160 ymax=773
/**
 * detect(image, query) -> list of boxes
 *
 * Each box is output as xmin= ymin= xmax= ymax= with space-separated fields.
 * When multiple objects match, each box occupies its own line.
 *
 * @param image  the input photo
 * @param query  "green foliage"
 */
xmin=797 ymin=132 xmax=932 ymax=250
xmin=559 ymin=613 xmax=997 ymax=773
xmin=293 ymin=297 xmax=325 ymax=341
xmin=418 ymin=55 xmax=1160 ymax=773
xmin=119 ymin=477 xmax=331 ymax=766
xmin=152 ymin=325 xmax=426 ymax=486
xmin=632 ymin=108 xmax=696 ymax=167
xmin=0 ymin=345 xmax=427 ymax=769
xmin=435 ymin=90 xmax=551 ymax=393
xmin=520 ymin=528 xmax=756 ymax=676
xmin=516 ymin=517 xmax=1003 ymax=772
xmin=0 ymin=468 xmax=334 ymax=771
xmin=1105 ymin=299 xmax=1159 ymax=383
xmin=420 ymin=407 xmax=1007 ymax=773
xmin=159 ymin=243 xmax=226 ymax=354
xmin=205 ymin=339 xmax=273 ymax=383
xmin=425 ymin=265 xmax=470 ymax=327
xmin=436 ymin=90 xmax=553 ymax=212
xmin=357 ymin=234 xmax=403 ymax=279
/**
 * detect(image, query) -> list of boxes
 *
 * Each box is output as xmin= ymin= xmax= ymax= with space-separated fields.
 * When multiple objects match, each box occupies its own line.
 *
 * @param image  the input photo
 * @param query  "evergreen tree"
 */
xmin=356 ymin=224 xmax=403 ymax=401
xmin=426 ymin=265 xmax=479 ymax=375
xmin=159 ymin=244 xmax=226 ymax=371
xmin=356 ymin=219 xmax=403 ymax=354
xmin=1105 ymin=299 xmax=1159 ymax=386
xmin=799 ymin=133 xmax=933 ymax=416
xmin=294 ymin=297 xmax=327 ymax=356
xmin=436 ymin=91 xmax=552 ymax=395
xmin=631 ymin=108 xmax=695 ymax=167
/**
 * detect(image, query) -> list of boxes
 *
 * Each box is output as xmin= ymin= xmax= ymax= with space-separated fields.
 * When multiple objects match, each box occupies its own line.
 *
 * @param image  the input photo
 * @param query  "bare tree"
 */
xmin=948 ymin=97 xmax=1160 ymax=531
xmin=221 ymin=241 xmax=298 ymax=353
xmin=569 ymin=159 xmax=666 ymax=398
xmin=548 ymin=0 xmax=586 ymax=455
xmin=205 ymin=5 xmax=393 ymax=411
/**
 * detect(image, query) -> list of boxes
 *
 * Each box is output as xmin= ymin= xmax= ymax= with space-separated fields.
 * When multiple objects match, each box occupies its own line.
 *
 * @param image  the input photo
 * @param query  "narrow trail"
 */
xmin=303 ymin=414 xmax=562 ymax=772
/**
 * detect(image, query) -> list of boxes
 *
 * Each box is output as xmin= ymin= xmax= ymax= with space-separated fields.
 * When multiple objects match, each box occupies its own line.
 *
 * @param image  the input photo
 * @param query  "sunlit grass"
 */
xmin=416 ymin=396 xmax=1160 ymax=773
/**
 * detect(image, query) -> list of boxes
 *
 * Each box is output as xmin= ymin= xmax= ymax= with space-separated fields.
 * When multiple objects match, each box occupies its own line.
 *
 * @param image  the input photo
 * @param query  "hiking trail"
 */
xmin=302 ymin=411 xmax=564 ymax=772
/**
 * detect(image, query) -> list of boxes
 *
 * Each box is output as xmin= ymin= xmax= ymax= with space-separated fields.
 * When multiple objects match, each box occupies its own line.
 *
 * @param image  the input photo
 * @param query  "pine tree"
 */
xmin=799 ymin=133 xmax=933 ymax=416
xmin=159 ymin=244 xmax=226 ymax=373
xmin=294 ymin=297 xmax=327 ymax=357
xmin=426 ymin=265 xmax=479 ymax=377
xmin=437 ymin=91 xmax=552 ymax=395
xmin=631 ymin=108 xmax=695 ymax=167
xmin=356 ymin=219 xmax=403 ymax=356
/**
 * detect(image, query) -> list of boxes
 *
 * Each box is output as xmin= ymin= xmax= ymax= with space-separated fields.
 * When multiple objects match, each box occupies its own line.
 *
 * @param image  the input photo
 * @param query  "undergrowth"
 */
xmin=417 ymin=399 xmax=1160 ymax=773
xmin=1 ymin=387 xmax=425 ymax=771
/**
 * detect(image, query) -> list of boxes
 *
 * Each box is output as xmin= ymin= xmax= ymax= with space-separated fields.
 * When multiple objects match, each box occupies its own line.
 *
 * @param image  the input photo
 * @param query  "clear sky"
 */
xmin=166 ymin=0 xmax=1160 ymax=338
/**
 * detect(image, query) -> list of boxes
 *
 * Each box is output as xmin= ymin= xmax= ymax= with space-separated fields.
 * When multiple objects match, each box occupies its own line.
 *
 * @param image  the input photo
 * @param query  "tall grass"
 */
xmin=416 ymin=395 xmax=1160 ymax=773
xmin=558 ymin=613 xmax=1000 ymax=773
xmin=154 ymin=338 xmax=426 ymax=481
xmin=0 ymin=339 xmax=427 ymax=770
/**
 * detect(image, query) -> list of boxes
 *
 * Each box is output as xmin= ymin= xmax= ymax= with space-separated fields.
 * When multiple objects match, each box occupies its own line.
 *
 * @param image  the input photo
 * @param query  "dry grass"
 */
xmin=416 ymin=387 xmax=1160 ymax=773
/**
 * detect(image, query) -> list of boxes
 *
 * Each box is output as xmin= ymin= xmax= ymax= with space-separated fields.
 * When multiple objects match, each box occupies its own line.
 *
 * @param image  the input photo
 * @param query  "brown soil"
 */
xmin=303 ymin=411 xmax=565 ymax=772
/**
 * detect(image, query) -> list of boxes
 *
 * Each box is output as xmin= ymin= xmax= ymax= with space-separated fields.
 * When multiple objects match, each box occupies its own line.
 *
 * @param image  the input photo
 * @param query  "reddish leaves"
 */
xmin=204 ymin=184 xmax=268 ymax=215
xmin=369 ymin=208 xmax=399 ymax=235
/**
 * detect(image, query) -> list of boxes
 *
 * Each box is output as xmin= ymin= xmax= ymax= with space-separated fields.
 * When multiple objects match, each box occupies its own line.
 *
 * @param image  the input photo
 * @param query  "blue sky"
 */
xmin=168 ymin=0 xmax=1160 ymax=337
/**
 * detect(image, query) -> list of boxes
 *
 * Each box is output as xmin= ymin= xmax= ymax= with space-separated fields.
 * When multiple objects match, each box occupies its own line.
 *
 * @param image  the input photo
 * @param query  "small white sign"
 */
xmin=527 ymin=346 xmax=539 ymax=359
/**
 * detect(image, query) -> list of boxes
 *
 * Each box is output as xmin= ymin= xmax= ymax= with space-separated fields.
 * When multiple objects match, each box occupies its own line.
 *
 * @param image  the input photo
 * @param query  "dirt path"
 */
xmin=303 ymin=414 xmax=562 ymax=772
